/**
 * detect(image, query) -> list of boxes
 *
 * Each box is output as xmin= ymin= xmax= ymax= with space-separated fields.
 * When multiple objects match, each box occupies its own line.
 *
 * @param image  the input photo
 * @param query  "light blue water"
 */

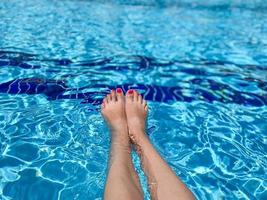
xmin=0 ymin=0 xmax=267 ymax=199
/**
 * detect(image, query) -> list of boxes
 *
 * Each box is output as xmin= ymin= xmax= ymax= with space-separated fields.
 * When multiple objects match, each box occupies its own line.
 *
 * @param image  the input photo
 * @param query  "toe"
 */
xmin=133 ymin=90 xmax=138 ymax=101
xmin=126 ymin=89 xmax=134 ymax=102
xmin=116 ymin=88 xmax=124 ymax=101
xmin=110 ymin=89 xmax=116 ymax=101
xmin=142 ymin=99 xmax=147 ymax=107
xmin=107 ymin=94 xmax=112 ymax=102
xmin=145 ymin=105 xmax=148 ymax=111
xmin=138 ymin=94 xmax=143 ymax=104
xmin=103 ymin=96 xmax=108 ymax=104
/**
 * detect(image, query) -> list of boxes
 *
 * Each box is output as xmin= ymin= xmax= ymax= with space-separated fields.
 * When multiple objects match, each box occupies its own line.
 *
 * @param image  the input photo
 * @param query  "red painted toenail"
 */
xmin=117 ymin=88 xmax=122 ymax=93
xmin=128 ymin=89 xmax=133 ymax=94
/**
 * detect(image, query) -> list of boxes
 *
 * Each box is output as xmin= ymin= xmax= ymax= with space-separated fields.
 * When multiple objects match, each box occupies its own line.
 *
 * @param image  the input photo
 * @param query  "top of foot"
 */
xmin=125 ymin=89 xmax=148 ymax=142
xmin=101 ymin=88 xmax=128 ymax=133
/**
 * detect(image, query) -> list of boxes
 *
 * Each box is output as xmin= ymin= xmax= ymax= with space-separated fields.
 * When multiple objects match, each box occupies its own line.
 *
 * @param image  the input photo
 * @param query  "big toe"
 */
xmin=116 ymin=88 xmax=124 ymax=101
xmin=126 ymin=89 xmax=134 ymax=102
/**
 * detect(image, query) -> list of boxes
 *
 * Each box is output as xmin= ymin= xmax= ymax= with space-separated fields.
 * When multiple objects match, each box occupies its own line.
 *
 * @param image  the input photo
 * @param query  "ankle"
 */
xmin=128 ymin=126 xmax=145 ymax=135
xmin=129 ymin=130 xmax=148 ymax=145
xmin=111 ymin=132 xmax=130 ymax=145
xmin=110 ymin=122 xmax=128 ymax=133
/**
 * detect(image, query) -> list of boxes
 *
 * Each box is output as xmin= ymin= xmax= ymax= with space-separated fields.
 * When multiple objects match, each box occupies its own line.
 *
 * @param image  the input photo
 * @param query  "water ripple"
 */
xmin=1 ymin=0 xmax=267 ymax=199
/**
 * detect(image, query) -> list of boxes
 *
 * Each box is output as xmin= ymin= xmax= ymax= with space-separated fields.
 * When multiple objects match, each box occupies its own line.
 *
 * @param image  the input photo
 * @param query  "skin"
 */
xmin=102 ymin=89 xmax=195 ymax=200
xmin=101 ymin=89 xmax=143 ymax=200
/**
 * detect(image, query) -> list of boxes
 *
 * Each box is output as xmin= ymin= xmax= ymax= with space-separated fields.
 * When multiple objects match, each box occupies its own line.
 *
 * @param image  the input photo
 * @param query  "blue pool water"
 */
xmin=0 ymin=0 xmax=267 ymax=199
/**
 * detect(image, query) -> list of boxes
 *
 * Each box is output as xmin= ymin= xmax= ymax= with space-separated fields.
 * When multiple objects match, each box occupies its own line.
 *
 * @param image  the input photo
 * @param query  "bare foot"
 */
xmin=125 ymin=89 xmax=148 ymax=144
xmin=101 ymin=88 xmax=129 ymax=143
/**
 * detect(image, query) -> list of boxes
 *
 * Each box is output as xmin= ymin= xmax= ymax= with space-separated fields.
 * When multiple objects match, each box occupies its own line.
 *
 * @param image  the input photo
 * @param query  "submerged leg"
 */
xmin=125 ymin=89 xmax=195 ymax=200
xmin=101 ymin=89 xmax=143 ymax=200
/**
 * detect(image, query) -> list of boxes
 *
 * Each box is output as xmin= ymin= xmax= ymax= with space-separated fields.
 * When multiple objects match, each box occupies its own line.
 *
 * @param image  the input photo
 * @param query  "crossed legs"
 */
xmin=101 ymin=88 xmax=195 ymax=200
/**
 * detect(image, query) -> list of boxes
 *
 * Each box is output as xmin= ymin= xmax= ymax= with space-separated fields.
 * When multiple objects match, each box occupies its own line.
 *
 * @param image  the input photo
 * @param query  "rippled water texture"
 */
xmin=0 ymin=0 xmax=267 ymax=199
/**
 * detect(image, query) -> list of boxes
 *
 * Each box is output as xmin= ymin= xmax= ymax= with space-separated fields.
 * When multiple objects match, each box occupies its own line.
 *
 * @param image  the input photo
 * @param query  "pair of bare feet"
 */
xmin=102 ymin=88 xmax=195 ymax=200
xmin=101 ymin=88 xmax=147 ymax=145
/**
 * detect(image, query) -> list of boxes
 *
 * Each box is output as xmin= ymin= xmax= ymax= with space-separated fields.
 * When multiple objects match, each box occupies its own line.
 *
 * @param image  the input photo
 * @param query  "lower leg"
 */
xmin=125 ymin=90 xmax=195 ymax=200
xmin=102 ymin=89 xmax=143 ymax=200
xmin=134 ymin=134 xmax=195 ymax=200
xmin=105 ymin=132 xmax=143 ymax=200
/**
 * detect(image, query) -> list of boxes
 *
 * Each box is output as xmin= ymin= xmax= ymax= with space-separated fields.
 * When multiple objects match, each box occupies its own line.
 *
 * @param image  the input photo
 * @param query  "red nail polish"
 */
xmin=117 ymin=88 xmax=122 ymax=93
xmin=128 ymin=89 xmax=133 ymax=94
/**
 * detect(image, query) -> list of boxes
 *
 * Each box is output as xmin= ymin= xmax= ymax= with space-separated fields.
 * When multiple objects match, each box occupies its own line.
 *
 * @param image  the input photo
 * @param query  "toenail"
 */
xmin=116 ymin=88 xmax=122 ymax=93
xmin=128 ymin=89 xmax=133 ymax=94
